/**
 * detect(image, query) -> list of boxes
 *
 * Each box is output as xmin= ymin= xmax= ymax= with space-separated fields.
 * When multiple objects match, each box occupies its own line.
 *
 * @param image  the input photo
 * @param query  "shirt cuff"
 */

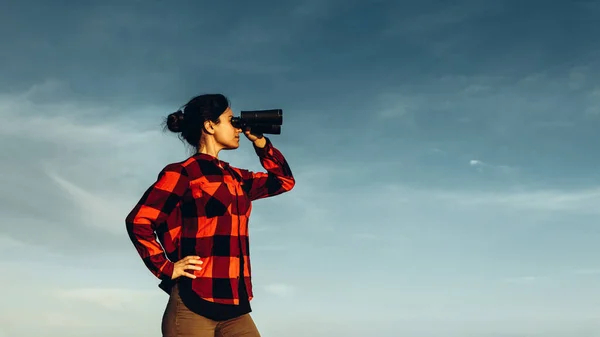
xmin=253 ymin=137 xmax=272 ymax=157
xmin=159 ymin=260 xmax=175 ymax=281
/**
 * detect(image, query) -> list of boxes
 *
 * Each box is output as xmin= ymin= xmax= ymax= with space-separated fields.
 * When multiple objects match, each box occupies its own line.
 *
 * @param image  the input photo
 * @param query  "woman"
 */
xmin=125 ymin=93 xmax=295 ymax=337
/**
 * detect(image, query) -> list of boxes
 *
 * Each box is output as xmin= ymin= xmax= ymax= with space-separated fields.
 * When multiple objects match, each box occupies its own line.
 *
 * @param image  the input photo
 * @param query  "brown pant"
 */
xmin=162 ymin=286 xmax=261 ymax=337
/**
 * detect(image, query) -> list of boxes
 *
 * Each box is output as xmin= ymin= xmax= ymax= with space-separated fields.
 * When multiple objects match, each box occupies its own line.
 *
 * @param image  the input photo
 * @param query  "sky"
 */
xmin=1 ymin=0 xmax=600 ymax=336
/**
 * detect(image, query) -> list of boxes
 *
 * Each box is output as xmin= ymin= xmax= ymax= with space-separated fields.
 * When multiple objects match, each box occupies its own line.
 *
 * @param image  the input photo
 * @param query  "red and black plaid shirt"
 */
xmin=125 ymin=138 xmax=295 ymax=305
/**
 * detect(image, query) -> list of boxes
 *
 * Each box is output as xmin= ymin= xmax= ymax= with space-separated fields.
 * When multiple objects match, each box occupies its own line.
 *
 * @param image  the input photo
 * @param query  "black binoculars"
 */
xmin=231 ymin=109 xmax=283 ymax=135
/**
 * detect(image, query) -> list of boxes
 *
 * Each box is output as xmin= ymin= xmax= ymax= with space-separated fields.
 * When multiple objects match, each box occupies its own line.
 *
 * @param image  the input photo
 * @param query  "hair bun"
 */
xmin=166 ymin=111 xmax=184 ymax=133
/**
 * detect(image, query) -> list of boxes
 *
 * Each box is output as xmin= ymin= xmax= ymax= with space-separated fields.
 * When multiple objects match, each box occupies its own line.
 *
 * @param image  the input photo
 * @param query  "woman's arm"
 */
xmin=233 ymin=137 xmax=295 ymax=201
xmin=125 ymin=163 xmax=189 ymax=281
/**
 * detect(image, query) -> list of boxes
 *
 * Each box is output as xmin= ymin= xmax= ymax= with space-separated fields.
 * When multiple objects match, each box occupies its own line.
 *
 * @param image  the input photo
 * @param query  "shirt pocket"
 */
xmin=189 ymin=178 xmax=233 ymax=218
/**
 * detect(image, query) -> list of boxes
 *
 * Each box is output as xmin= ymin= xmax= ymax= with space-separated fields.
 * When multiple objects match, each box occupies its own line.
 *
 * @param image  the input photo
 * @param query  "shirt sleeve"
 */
xmin=235 ymin=137 xmax=296 ymax=201
xmin=125 ymin=163 xmax=189 ymax=281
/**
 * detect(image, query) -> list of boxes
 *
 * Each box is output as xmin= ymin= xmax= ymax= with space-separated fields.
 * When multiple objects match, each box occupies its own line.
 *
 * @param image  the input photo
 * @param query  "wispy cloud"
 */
xmin=252 ymin=245 xmax=288 ymax=252
xmin=410 ymin=185 xmax=600 ymax=215
xmin=0 ymin=234 xmax=30 ymax=249
xmin=352 ymin=232 xmax=383 ymax=240
xmin=0 ymin=82 xmax=179 ymax=253
xmin=502 ymin=268 xmax=600 ymax=285
xmin=573 ymin=268 xmax=600 ymax=276
xmin=504 ymin=276 xmax=540 ymax=284
xmin=339 ymin=178 xmax=600 ymax=220
xmin=382 ymin=2 xmax=504 ymax=36
xmin=53 ymin=287 xmax=160 ymax=311
xmin=469 ymin=159 xmax=516 ymax=174
xmin=376 ymin=93 xmax=417 ymax=121
xmin=263 ymin=283 xmax=296 ymax=298
xmin=45 ymin=170 xmax=133 ymax=235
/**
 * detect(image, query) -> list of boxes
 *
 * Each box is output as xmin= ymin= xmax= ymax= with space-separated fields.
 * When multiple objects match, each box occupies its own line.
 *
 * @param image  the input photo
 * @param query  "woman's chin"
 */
xmin=224 ymin=142 xmax=240 ymax=150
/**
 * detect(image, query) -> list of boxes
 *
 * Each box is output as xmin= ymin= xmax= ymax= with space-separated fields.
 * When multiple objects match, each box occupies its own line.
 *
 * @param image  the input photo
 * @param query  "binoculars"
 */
xmin=231 ymin=109 xmax=283 ymax=135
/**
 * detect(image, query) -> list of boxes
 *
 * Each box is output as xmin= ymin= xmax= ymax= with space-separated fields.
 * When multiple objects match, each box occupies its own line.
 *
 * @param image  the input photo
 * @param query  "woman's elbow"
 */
xmin=283 ymin=177 xmax=296 ymax=191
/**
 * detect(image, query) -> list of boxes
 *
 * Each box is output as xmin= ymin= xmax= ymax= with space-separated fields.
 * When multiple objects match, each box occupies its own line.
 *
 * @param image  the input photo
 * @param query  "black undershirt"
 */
xmin=176 ymin=257 xmax=251 ymax=321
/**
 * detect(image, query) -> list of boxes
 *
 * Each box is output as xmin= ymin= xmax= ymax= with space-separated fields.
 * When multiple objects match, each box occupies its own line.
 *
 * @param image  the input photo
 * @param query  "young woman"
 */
xmin=125 ymin=94 xmax=295 ymax=337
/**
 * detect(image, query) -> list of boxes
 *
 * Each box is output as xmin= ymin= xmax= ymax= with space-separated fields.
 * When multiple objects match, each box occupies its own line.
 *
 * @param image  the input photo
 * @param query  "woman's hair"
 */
xmin=164 ymin=94 xmax=230 ymax=149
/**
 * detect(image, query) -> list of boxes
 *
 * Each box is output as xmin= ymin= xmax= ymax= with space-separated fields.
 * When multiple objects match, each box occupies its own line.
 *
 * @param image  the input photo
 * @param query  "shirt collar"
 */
xmin=193 ymin=152 xmax=230 ymax=167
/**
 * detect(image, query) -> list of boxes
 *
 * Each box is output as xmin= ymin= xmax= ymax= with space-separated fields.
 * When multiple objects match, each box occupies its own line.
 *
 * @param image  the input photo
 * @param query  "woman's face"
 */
xmin=213 ymin=107 xmax=242 ymax=149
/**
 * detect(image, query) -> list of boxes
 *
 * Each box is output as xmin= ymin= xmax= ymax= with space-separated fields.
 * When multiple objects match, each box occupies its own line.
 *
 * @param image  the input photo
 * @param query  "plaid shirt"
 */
xmin=125 ymin=138 xmax=295 ymax=305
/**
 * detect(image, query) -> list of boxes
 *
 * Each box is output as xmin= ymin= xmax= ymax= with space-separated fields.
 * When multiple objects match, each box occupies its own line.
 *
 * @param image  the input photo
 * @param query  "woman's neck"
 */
xmin=198 ymin=141 xmax=221 ymax=158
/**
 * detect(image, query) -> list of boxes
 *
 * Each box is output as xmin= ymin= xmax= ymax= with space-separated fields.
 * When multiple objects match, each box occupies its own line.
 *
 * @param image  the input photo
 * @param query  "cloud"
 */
xmin=395 ymin=183 xmax=600 ymax=216
xmin=383 ymin=2 xmax=503 ymax=36
xmin=352 ymin=232 xmax=382 ymax=240
xmin=252 ymin=245 xmax=288 ymax=252
xmin=376 ymin=93 xmax=417 ymax=121
xmin=45 ymin=169 xmax=132 ymax=236
xmin=246 ymin=156 xmax=600 ymax=258
xmin=583 ymin=87 xmax=600 ymax=116
xmin=0 ymin=234 xmax=30 ymax=249
xmin=53 ymin=287 xmax=160 ymax=311
xmin=370 ymin=61 xmax=600 ymax=149
xmin=0 ymin=82 xmax=181 ymax=254
xmin=573 ymin=268 xmax=600 ymax=276
xmin=469 ymin=159 xmax=516 ymax=174
xmin=263 ymin=283 xmax=296 ymax=297
xmin=504 ymin=276 xmax=539 ymax=284
xmin=449 ymin=188 xmax=600 ymax=214
xmin=0 ymin=257 xmax=165 ymax=335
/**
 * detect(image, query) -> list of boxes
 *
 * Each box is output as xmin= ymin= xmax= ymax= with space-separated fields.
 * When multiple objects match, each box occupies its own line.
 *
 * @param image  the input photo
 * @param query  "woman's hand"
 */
xmin=243 ymin=129 xmax=266 ymax=148
xmin=171 ymin=256 xmax=203 ymax=280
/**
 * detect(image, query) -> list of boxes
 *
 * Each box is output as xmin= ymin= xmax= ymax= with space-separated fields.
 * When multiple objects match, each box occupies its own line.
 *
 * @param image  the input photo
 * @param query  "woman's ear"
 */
xmin=203 ymin=120 xmax=215 ymax=135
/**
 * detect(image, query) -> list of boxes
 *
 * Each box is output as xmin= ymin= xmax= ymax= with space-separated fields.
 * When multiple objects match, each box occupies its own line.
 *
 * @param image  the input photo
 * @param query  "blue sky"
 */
xmin=1 ymin=1 xmax=600 ymax=336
